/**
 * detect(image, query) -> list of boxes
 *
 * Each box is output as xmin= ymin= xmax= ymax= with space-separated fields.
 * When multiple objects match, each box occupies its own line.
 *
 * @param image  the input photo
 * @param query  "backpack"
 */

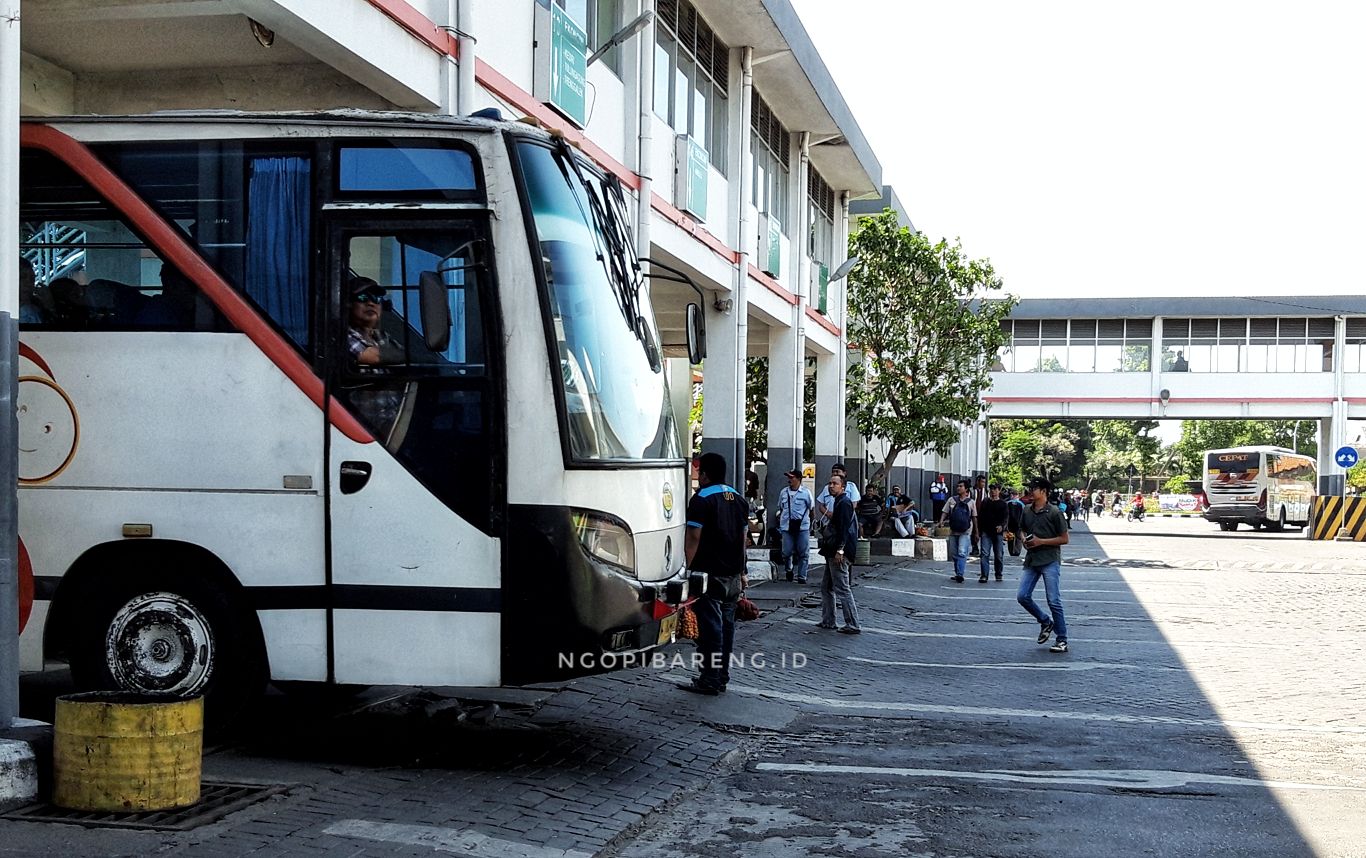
xmin=948 ymin=498 xmax=973 ymax=534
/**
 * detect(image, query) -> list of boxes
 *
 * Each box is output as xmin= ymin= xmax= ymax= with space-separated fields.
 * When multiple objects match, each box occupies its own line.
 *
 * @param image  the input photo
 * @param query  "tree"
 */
xmin=1348 ymin=461 xmax=1366 ymax=493
xmin=846 ymin=211 xmax=1016 ymax=490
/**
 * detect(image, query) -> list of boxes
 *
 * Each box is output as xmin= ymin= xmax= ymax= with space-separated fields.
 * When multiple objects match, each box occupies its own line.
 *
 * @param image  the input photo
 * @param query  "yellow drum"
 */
xmin=52 ymin=692 xmax=203 ymax=812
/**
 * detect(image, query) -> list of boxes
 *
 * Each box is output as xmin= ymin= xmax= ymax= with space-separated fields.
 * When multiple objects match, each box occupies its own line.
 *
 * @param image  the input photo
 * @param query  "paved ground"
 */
xmin=2 ymin=515 xmax=1364 ymax=856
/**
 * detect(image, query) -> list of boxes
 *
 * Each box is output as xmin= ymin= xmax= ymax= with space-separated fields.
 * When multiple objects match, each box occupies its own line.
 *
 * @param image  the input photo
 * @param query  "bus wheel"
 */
xmin=1270 ymin=507 xmax=1287 ymax=532
xmin=69 ymin=574 xmax=264 ymax=724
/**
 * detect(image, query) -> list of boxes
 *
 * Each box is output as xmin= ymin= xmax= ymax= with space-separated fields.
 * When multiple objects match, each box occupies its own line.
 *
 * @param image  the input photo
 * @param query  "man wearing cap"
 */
xmin=346 ymin=276 xmax=404 ymax=433
xmin=1018 ymin=476 xmax=1071 ymax=653
xmin=777 ymin=469 xmax=815 ymax=584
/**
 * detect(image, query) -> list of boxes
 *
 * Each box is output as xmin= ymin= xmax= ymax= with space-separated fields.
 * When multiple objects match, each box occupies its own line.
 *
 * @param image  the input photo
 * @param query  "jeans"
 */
xmin=948 ymin=532 xmax=973 ymax=577
xmin=782 ymin=526 xmax=811 ymax=582
xmin=979 ymin=531 xmax=1005 ymax=577
xmin=694 ymin=592 xmax=737 ymax=689
xmin=1017 ymin=560 xmax=1067 ymax=641
xmin=820 ymin=556 xmax=860 ymax=629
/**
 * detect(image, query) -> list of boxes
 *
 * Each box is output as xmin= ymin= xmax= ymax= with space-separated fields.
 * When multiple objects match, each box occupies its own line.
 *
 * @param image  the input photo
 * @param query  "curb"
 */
xmin=0 ymin=719 xmax=49 ymax=806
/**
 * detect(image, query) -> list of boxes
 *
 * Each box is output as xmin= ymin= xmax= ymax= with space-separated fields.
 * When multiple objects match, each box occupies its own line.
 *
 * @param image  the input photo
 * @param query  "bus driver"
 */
xmin=346 ymin=276 xmax=404 ymax=434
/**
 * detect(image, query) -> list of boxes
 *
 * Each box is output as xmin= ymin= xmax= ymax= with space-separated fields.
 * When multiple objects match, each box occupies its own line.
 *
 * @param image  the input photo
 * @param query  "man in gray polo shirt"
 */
xmin=1018 ymin=476 xmax=1070 ymax=653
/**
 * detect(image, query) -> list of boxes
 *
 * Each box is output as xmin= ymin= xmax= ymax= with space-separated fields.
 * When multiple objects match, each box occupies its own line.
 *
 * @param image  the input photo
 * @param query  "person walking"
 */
xmin=816 ymin=473 xmax=861 ymax=634
xmin=929 ymin=474 xmax=949 ymax=522
xmin=1006 ymin=488 xmax=1026 ymax=557
xmin=969 ymin=476 xmax=988 ymax=556
xmin=679 ymin=453 xmax=749 ymax=695
xmin=778 ymin=469 xmax=814 ymax=584
xmin=977 ymin=483 xmax=1008 ymax=582
xmin=938 ymin=480 xmax=976 ymax=583
xmin=1017 ymin=477 xmax=1070 ymax=654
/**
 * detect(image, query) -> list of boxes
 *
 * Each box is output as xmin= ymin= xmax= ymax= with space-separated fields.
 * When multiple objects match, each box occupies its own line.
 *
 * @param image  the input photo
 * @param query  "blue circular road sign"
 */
xmin=1335 ymin=446 xmax=1359 ymax=468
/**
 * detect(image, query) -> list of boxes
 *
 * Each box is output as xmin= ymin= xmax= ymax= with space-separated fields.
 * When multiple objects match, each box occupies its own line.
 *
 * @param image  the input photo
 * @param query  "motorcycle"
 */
xmin=1126 ymin=505 xmax=1145 ymax=522
xmin=1111 ymin=502 xmax=1124 ymax=518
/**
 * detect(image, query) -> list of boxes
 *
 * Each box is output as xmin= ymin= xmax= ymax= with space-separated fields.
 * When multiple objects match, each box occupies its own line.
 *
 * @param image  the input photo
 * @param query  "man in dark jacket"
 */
xmin=679 ymin=453 xmax=749 ymax=695
xmin=817 ymin=474 xmax=861 ymax=634
xmin=977 ymin=483 xmax=1009 ymax=582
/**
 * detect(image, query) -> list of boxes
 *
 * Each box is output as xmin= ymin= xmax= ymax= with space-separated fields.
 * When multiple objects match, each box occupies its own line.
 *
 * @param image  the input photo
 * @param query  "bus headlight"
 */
xmin=571 ymin=509 xmax=636 ymax=574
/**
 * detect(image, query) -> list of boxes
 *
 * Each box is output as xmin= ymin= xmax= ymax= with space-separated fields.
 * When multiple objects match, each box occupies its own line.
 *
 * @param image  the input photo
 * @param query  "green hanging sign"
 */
xmin=549 ymin=4 xmax=588 ymax=126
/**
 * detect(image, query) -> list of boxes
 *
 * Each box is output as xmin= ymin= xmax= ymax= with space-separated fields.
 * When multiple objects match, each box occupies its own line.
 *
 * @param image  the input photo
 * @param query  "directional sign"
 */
xmin=1335 ymin=446 xmax=1359 ymax=469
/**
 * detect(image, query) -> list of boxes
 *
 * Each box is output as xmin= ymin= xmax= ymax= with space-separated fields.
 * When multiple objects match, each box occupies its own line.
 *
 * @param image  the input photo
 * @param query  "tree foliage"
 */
xmin=742 ymin=357 xmax=819 ymax=464
xmin=846 ymin=211 xmax=1016 ymax=489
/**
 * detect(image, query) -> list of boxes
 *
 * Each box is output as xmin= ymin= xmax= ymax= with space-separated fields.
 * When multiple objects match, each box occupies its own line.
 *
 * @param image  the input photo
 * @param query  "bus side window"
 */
xmin=19 ymin=150 xmax=226 ymax=333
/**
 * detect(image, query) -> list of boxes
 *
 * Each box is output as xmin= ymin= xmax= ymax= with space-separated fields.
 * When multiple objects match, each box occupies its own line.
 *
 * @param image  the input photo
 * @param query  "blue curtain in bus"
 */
xmin=245 ymin=157 xmax=310 ymax=346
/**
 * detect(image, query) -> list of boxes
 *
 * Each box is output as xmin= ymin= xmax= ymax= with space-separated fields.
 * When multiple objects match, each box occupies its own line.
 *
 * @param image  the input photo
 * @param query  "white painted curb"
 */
xmin=0 ymin=736 xmax=38 ymax=803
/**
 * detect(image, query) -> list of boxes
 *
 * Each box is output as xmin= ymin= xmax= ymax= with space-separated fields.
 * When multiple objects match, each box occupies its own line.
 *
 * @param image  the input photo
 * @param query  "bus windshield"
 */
xmin=515 ymin=139 xmax=680 ymax=463
xmin=1206 ymin=451 xmax=1260 ymax=490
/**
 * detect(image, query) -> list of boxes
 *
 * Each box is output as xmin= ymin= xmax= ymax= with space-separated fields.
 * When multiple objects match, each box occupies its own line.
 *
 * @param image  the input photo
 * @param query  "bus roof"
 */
xmin=23 ymin=109 xmax=556 ymax=144
xmin=1205 ymin=446 xmax=1307 ymax=457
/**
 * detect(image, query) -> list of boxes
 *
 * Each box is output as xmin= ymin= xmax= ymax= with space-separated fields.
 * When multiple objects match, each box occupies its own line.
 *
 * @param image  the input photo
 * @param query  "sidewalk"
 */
xmin=0 ymin=555 xmax=916 ymax=857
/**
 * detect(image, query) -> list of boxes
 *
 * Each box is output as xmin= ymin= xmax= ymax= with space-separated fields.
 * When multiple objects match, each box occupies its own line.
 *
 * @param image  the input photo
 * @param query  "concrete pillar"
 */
xmin=813 ymin=350 xmax=844 ymax=481
xmin=764 ymin=318 xmax=804 ymax=523
xmin=0 ymin=0 xmax=21 ymax=726
xmin=700 ymin=304 xmax=745 ymax=485
xmin=1321 ymin=316 xmax=1349 ymax=496
xmin=1319 ymin=405 xmax=1348 ymax=496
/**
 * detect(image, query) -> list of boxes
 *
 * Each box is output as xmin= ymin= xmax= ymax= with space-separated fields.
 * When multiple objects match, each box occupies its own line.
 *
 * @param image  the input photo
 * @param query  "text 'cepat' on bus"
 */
xmin=1202 ymin=446 xmax=1316 ymax=533
xmin=15 ymin=111 xmax=707 ymax=721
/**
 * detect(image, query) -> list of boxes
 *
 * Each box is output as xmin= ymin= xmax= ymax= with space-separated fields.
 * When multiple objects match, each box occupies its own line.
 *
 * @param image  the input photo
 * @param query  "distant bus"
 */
xmin=1203 ymin=446 xmax=1315 ymax=532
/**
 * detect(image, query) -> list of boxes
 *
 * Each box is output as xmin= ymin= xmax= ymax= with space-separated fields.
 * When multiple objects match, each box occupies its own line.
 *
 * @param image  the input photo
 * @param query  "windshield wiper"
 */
xmin=552 ymin=139 xmax=650 ymax=352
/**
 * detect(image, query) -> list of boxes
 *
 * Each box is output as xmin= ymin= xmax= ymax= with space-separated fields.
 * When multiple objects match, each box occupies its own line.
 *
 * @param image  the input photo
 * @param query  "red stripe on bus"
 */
xmin=18 ymin=343 xmax=54 ymax=379
xmin=20 ymin=124 xmax=374 ymax=444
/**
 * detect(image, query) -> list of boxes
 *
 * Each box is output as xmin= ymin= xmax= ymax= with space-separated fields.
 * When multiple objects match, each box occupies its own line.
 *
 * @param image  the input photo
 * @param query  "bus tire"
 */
xmin=68 ymin=570 xmax=265 ymax=726
xmin=1273 ymin=507 xmax=1287 ymax=532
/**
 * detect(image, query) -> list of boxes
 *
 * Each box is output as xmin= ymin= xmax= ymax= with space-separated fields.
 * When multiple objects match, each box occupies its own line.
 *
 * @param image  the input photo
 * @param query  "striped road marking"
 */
xmin=752 ymin=763 xmax=1366 ymax=793
xmin=846 ymin=656 xmax=1177 ymax=672
xmin=324 ymin=820 xmax=593 ymax=857
xmin=710 ymin=680 xmax=1366 ymax=735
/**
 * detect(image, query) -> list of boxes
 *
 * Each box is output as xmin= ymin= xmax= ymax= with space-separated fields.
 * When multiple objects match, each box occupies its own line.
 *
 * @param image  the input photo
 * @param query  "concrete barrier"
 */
xmin=915 ymin=537 xmax=948 ymax=561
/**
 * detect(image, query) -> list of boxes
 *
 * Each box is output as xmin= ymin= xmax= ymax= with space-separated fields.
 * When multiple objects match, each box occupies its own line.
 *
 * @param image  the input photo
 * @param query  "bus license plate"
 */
xmin=657 ymin=613 xmax=678 ymax=645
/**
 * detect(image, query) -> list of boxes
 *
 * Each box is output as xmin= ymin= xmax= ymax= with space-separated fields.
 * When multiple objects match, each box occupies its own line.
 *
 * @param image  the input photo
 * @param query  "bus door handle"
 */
xmin=339 ymin=461 xmax=373 ymax=494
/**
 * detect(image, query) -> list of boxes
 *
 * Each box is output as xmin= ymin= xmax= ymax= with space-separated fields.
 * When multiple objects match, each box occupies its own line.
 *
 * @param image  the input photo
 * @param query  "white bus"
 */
xmin=1203 ymin=446 xmax=1316 ymax=532
xmin=16 ymin=111 xmax=704 ymax=717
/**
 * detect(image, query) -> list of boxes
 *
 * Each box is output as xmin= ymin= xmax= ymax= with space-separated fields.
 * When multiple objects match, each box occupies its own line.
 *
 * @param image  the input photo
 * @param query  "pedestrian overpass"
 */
xmin=985 ymin=295 xmax=1366 ymax=492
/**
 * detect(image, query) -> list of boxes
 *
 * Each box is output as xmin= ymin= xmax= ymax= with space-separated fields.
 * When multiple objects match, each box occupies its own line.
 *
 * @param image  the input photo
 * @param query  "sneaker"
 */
xmin=677 ymin=679 xmax=720 ymax=696
xmin=1049 ymin=640 xmax=1069 ymax=653
xmin=995 ymin=574 xmax=1003 ymax=581
xmin=837 ymin=626 xmax=861 ymax=634
xmin=978 ymin=574 xmax=988 ymax=583
xmin=1037 ymin=621 xmax=1054 ymax=644
xmin=785 ymin=572 xmax=793 ymax=582
xmin=797 ymin=578 xmax=808 ymax=585
xmin=951 ymin=575 xmax=965 ymax=583
xmin=815 ymin=621 xmax=837 ymax=630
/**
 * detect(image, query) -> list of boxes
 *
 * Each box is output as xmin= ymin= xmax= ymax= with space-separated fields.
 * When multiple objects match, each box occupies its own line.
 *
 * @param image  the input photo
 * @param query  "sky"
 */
xmin=787 ymin=1 xmax=1366 ymax=301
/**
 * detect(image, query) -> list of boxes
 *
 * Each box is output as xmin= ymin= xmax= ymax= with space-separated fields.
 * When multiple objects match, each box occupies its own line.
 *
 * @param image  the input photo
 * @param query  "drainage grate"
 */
xmin=3 ymin=781 xmax=288 ymax=831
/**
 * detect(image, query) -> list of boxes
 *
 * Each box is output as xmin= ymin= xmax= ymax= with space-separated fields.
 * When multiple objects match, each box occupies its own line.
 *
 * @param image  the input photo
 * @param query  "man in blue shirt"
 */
xmin=680 ymin=453 xmax=749 ymax=695
xmin=777 ymin=469 xmax=814 ymax=584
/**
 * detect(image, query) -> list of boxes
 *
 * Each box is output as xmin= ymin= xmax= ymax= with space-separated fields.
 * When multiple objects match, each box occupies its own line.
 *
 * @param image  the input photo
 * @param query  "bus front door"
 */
xmin=325 ymin=222 xmax=502 ymax=687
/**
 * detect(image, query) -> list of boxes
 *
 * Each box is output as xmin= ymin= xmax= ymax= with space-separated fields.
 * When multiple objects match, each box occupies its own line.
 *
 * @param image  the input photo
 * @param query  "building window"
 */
xmin=750 ymin=93 xmax=790 ymax=232
xmin=808 ymin=168 xmax=835 ymax=266
xmin=654 ymin=0 xmax=729 ymax=173
xmin=588 ymin=0 xmax=622 ymax=76
xmin=998 ymin=318 xmax=1151 ymax=373
xmin=1162 ymin=317 xmax=1333 ymax=373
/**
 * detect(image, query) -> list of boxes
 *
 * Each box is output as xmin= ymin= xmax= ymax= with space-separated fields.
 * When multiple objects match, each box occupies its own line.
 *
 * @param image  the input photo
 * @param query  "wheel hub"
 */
xmin=105 ymin=592 xmax=214 ymax=696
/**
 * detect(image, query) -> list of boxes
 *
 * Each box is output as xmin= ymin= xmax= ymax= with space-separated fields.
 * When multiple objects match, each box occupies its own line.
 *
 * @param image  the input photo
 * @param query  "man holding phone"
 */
xmin=1018 ymin=477 xmax=1070 ymax=653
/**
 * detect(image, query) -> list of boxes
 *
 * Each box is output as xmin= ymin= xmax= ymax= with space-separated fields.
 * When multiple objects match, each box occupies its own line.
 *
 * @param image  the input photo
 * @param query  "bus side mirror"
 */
xmin=685 ymin=303 xmax=706 ymax=364
xmin=418 ymin=271 xmax=451 ymax=353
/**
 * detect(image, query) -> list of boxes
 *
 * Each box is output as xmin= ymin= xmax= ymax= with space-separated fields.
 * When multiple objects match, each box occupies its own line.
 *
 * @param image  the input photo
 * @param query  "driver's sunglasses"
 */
xmin=354 ymin=291 xmax=384 ymax=304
